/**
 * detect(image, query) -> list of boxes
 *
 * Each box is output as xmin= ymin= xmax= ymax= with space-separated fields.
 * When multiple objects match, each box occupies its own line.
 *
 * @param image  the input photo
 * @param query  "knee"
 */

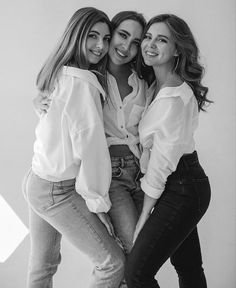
xmin=99 ymin=250 xmax=125 ymax=281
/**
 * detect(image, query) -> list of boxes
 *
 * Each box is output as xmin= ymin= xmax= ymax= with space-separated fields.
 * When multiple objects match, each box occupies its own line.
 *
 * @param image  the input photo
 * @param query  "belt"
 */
xmin=109 ymin=145 xmax=133 ymax=157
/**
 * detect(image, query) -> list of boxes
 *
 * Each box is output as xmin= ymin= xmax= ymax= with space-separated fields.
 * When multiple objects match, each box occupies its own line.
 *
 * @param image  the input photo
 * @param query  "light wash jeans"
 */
xmin=108 ymin=154 xmax=144 ymax=255
xmin=22 ymin=169 xmax=125 ymax=288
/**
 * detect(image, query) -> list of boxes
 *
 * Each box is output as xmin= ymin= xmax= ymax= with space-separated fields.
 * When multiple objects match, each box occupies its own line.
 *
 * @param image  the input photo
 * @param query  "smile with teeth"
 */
xmin=91 ymin=50 xmax=102 ymax=57
xmin=145 ymin=51 xmax=158 ymax=57
xmin=116 ymin=49 xmax=127 ymax=58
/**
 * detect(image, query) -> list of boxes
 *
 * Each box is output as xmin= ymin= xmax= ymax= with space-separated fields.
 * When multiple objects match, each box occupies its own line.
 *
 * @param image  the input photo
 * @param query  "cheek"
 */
xmin=130 ymin=45 xmax=138 ymax=59
xmin=85 ymin=39 xmax=93 ymax=50
xmin=141 ymin=41 xmax=146 ymax=52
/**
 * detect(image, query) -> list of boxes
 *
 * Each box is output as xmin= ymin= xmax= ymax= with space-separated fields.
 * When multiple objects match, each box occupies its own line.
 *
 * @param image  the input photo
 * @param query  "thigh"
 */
xmin=126 ymin=187 xmax=201 ymax=282
xmin=45 ymin=183 xmax=125 ymax=267
xmin=170 ymin=227 xmax=203 ymax=269
xmin=27 ymin=172 xmax=125 ymax=267
xmin=29 ymin=207 xmax=62 ymax=265
xmin=108 ymin=162 xmax=143 ymax=254
xmin=109 ymin=180 xmax=139 ymax=254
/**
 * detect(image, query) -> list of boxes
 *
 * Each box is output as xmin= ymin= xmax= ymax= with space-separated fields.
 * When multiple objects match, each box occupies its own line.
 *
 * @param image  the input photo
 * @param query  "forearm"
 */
xmin=141 ymin=193 xmax=158 ymax=216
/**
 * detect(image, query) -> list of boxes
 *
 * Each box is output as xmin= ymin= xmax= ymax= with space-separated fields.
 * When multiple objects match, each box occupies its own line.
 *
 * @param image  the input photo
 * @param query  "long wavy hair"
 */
xmin=36 ymin=7 xmax=111 ymax=94
xmin=137 ymin=14 xmax=212 ymax=111
xmin=110 ymin=11 xmax=146 ymax=74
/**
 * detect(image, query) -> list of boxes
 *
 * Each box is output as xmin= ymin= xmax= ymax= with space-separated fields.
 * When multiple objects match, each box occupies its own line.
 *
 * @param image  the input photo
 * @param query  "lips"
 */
xmin=145 ymin=51 xmax=158 ymax=57
xmin=90 ymin=50 xmax=103 ymax=57
xmin=115 ymin=48 xmax=128 ymax=58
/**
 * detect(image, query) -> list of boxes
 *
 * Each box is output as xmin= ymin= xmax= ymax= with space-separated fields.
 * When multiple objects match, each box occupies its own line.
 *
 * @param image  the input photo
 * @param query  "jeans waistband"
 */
xmin=179 ymin=151 xmax=199 ymax=167
xmin=109 ymin=145 xmax=133 ymax=157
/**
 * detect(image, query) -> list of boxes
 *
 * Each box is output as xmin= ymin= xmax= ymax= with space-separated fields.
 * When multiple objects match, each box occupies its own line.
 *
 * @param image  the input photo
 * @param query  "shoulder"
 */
xmin=158 ymin=82 xmax=194 ymax=106
xmin=62 ymin=66 xmax=105 ymax=99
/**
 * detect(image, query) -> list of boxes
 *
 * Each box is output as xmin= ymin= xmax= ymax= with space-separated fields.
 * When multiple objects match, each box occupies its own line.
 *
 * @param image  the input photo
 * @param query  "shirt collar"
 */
xmin=62 ymin=66 xmax=106 ymax=100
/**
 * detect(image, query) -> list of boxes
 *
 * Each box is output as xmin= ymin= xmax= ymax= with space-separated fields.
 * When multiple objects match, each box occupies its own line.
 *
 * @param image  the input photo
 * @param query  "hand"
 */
xmin=133 ymin=212 xmax=150 ymax=244
xmin=97 ymin=212 xmax=115 ymax=237
xmin=33 ymin=92 xmax=51 ymax=116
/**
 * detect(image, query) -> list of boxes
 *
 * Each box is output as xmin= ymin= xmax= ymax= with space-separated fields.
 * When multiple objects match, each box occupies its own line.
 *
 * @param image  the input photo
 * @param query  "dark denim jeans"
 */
xmin=125 ymin=151 xmax=211 ymax=288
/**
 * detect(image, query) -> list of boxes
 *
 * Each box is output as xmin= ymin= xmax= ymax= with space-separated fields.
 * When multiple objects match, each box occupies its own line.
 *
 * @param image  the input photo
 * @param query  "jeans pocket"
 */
xmin=51 ymin=180 xmax=75 ymax=205
xmin=27 ymin=173 xmax=54 ymax=212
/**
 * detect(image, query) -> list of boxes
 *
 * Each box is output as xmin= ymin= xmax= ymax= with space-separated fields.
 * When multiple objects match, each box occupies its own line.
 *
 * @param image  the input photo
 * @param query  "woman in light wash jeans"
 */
xmin=35 ymin=11 xmax=151 ymax=257
xmin=23 ymin=7 xmax=125 ymax=288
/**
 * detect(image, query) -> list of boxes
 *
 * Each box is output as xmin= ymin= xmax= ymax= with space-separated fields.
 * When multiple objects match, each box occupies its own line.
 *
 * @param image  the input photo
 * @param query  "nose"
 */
xmin=96 ymin=38 xmax=104 ymax=50
xmin=121 ymin=40 xmax=130 ymax=52
xmin=148 ymin=39 xmax=157 ymax=49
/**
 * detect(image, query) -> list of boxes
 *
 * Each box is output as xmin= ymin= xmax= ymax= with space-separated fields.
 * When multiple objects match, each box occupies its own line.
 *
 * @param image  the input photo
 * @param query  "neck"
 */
xmin=153 ymin=62 xmax=179 ymax=88
xmin=108 ymin=61 xmax=132 ymax=77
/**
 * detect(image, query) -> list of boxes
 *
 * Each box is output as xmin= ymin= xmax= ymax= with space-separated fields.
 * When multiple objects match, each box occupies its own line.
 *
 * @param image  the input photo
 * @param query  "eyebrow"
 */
xmin=146 ymin=32 xmax=169 ymax=40
xmin=89 ymin=30 xmax=111 ymax=36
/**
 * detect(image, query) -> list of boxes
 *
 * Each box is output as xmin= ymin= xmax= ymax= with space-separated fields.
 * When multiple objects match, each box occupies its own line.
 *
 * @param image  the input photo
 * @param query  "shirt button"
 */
xmin=119 ymin=106 xmax=122 ymax=109
xmin=121 ymin=126 xmax=123 ymax=129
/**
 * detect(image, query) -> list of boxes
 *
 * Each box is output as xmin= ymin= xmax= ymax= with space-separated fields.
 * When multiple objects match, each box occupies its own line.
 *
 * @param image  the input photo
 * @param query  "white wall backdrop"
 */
xmin=0 ymin=0 xmax=235 ymax=287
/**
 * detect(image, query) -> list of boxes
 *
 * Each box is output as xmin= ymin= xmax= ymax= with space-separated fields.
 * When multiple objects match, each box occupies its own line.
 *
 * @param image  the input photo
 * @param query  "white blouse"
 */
xmin=139 ymin=82 xmax=199 ymax=199
xmin=103 ymin=71 xmax=150 ymax=158
xmin=32 ymin=66 xmax=112 ymax=213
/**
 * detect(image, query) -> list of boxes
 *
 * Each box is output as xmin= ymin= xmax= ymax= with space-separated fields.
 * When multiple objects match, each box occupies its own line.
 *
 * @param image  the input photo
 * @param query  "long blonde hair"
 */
xmin=36 ymin=7 xmax=111 ymax=93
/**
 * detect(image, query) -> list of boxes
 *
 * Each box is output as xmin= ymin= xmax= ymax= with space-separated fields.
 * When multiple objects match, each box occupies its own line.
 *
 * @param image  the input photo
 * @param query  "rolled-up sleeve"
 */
xmin=140 ymin=97 xmax=185 ymax=199
xmin=66 ymin=78 xmax=112 ymax=212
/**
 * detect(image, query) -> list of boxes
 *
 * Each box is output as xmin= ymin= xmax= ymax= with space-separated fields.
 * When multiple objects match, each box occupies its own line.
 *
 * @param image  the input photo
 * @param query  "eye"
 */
xmin=158 ymin=38 xmax=167 ymax=43
xmin=133 ymin=40 xmax=140 ymax=47
xmin=88 ymin=33 xmax=97 ymax=39
xmin=104 ymin=36 xmax=111 ymax=42
xmin=143 ymin=34 xmax=151 ymax=40
xmin=118 ymin=32 xmax=127 ymax=39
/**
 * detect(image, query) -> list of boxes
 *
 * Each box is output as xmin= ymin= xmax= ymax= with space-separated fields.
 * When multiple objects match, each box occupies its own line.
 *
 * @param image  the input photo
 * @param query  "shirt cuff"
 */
xmin=85 ymin=195 xmax=112 ymax=213
xmin=140 ymin=176 xmax=163 ymax=199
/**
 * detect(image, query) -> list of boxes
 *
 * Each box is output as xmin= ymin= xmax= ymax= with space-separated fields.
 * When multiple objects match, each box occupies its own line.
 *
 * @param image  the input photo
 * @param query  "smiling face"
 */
xmin=141 ymin=22 xmax=178 ymax=69
xmin=85 ymin=22 xmax=111 ymax=64
xmin=108 ymin=19 xmax=143 ymax=66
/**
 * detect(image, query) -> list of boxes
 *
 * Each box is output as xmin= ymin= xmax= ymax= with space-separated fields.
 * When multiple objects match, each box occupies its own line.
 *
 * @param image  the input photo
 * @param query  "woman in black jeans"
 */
xmin=125 ymin=14 xmax=212 ymax=288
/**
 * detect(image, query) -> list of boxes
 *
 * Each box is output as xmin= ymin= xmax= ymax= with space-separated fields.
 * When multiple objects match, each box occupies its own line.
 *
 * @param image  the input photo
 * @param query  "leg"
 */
xmin=125 ymin=184 xmax=208 ymax=288
xmin=26 ymin=172 xmax=125 ymax=288
xmin=170 ymin=227 xmax=207 ymax=288
xmin=108 ymin=156 xmax=143 ymax=254
xmin=27 ymin=207 xmax=62 ymax=288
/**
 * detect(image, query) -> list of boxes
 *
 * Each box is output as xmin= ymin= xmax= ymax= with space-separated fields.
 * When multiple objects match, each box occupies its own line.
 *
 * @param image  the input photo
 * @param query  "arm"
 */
xmin=66 ymin=78 xmax=112 ymax=213
xmin=133 ymin=97 xmax=186 ymax=242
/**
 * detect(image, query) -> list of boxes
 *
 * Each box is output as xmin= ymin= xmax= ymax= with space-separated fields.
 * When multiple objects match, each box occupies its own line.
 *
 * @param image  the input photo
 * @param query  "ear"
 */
xmin=173 ymin=49 xmax=179 ymax=57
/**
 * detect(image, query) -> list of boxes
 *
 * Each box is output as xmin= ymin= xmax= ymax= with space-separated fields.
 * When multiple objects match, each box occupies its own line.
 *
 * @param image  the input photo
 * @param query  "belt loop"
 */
xmin=120 ymin=158 xmax=125 ymax=168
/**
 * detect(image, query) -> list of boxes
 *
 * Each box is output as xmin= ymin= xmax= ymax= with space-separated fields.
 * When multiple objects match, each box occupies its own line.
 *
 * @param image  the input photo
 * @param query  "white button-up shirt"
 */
xmin=139 ymin=82 xmax=199 ymax=199
xmin=103 ymin=71 xmax=150 ymax=158
xmin=32 ymin=66 xmax=112 ymax=213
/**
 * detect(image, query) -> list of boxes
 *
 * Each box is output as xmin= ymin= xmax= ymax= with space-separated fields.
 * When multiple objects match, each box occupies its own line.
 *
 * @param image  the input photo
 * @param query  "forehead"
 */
xmin=90 ymin=22 xmax=110 ymax=34
xmin=116 ymin=20 xmax=143 ymax=38
xmin=147 ymin=22 xmax=172 ymax=37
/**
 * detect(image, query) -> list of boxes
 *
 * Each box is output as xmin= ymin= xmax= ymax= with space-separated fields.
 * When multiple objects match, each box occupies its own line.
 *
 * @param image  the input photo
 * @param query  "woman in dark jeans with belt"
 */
xmin=125 ymin=14 xmax=212 ymax=288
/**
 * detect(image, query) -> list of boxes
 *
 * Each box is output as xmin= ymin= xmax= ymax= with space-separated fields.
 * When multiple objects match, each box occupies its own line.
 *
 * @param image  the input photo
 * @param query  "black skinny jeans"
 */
xmin=125 ymin=151 xmax=211 ymax=288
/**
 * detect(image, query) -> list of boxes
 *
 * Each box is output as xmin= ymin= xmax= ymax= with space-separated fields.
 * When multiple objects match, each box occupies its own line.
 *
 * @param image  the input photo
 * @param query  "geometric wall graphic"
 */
xmin=0 ymin=194 xmax=29 ymax=263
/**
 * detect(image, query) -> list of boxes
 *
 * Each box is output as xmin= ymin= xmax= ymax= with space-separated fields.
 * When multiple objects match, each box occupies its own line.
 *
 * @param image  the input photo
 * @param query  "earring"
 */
xmin=173 ymin=56 xmax=179 ymax=72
